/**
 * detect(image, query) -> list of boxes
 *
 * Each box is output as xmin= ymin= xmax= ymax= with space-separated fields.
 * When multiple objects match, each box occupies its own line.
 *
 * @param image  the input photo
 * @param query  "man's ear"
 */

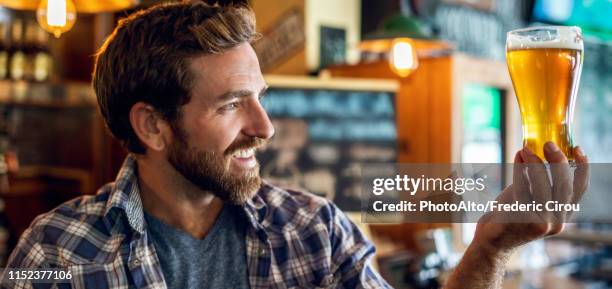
xmin=129 ymin=102 xmax=173 ymax=152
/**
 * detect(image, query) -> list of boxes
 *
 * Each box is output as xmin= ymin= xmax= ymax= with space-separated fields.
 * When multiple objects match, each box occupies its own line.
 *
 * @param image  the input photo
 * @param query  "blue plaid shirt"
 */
xmin=2 ymin=155 xmax=391 ymax=289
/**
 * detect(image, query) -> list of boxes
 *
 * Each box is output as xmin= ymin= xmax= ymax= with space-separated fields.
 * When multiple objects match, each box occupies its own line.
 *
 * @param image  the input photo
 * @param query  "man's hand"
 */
xmin=445 ymin=142 xmax=589 ymax=289
xmin=472 ymin=142 xmax=589 ymax=256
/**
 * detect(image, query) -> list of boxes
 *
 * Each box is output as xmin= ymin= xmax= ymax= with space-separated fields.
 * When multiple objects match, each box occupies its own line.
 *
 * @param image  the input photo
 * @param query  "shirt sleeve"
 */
xmin=1 ymin=227 xmax=57 ymax=289
xmin=327 ymin=203 xmax=393 ymax=289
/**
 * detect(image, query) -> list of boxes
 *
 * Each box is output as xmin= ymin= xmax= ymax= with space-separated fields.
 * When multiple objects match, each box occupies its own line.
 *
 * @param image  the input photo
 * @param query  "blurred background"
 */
xmin=0 ymin=0 xmax=610 ymax=288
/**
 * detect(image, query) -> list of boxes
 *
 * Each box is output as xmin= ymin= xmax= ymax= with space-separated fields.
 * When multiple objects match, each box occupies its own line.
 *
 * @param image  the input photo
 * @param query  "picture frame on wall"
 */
xmin=319 ymin=25 xmax=346 ymax=70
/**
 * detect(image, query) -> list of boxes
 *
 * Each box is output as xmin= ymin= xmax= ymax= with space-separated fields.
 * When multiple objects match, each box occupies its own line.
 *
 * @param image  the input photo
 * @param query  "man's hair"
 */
xmin=93 ymin=1 xmax=258 ymax=154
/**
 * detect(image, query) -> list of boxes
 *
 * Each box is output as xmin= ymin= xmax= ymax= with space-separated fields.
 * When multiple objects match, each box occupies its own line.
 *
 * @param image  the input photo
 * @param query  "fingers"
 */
xmin=544 ymin=142 xmax=572 ymax=208
xmin=572 ymin=146 xmax=589 ymax=204
xmin=496 ymin=184 xmax=515 ymax=204
xmin=512 ymin=151 xmax=531 ymax=203
xmin=543 ymin=141 xmax=568 ymax=164
xmin=521 ymin=147 xmax=552 ymax=207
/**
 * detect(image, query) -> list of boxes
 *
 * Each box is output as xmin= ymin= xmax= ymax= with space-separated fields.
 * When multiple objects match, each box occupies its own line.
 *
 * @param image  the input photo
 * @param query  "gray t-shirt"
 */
xmin=144 ymin=205 xmax=250 ymax=289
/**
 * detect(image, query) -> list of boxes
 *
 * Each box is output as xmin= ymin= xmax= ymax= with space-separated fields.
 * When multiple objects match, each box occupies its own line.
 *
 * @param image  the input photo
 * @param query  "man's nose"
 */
xmin=243 ymin=98 xmax=275 ymax=140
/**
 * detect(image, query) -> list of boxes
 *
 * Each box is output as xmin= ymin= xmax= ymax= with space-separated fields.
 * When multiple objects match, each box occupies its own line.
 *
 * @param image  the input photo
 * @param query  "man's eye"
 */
xmin=221 ymin=102 xmax=239 ymax=111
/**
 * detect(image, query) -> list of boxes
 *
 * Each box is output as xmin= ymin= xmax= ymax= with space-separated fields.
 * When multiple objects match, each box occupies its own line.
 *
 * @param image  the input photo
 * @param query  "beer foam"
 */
xmin=507 ymin=26 xmax=583 ymax=51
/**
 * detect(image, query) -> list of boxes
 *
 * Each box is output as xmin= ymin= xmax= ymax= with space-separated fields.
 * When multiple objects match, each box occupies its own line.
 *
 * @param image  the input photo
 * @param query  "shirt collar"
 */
xmin=104 ymin=154 xmax=268 ymax=234
xmin=243 ymin=190 xmax=268 ymax=230
xmin=104 ymin=154 xmax=146 ymax=234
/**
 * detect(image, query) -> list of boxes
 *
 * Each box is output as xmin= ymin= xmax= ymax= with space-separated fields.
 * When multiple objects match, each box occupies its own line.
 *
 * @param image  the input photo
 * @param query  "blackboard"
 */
xmin=259 ymin=82 xmax=397 ymax=211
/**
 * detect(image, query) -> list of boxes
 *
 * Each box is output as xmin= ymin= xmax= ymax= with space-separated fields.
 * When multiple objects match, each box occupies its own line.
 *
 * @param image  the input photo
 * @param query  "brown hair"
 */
xmin=93 ymin=1 xmax=258 ymax=154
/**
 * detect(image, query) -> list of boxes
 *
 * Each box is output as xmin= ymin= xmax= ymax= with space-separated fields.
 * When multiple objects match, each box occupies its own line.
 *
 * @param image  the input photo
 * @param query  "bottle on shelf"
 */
xmin=23 ymin=20 xmax=37 ymax=81
xmin=33 ymin=24 xmax=52 ymax=82
xmin=9 ymin=18 xmax=25 ymax=81
xmin=0 ymin=23 xmax=9 ymax=80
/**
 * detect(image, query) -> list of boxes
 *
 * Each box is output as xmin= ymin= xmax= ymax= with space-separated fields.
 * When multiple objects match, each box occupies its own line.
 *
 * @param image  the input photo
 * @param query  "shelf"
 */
xmin=0 ymin=80 xmax=96 ymax=108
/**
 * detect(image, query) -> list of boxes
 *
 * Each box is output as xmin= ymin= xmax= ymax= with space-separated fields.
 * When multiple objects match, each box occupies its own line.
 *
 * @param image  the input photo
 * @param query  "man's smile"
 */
xmin=231 ymin=148 xmax=257 ymax=169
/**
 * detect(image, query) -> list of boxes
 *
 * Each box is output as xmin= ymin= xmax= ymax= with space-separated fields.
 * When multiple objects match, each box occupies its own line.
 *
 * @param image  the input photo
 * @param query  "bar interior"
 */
xmin=0 ymin=0 xmax=610 ymax=288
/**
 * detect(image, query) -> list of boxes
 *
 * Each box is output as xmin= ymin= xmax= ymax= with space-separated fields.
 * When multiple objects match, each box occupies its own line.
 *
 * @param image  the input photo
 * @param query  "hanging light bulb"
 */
xmin=36 ymin=0 xmax=77 ymax=38
xmin=389 ymin=38 xmax=418 ymax=77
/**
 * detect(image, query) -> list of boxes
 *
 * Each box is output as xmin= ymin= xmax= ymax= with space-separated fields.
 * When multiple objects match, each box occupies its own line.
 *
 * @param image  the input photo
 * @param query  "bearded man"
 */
xmin=2 ymin=1 xmax=588 ymax=289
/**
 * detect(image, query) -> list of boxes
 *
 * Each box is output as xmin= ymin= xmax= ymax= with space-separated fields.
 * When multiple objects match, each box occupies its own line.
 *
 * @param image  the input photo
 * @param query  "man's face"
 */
xmin=167 ymin=43 xmax=274 ymax=204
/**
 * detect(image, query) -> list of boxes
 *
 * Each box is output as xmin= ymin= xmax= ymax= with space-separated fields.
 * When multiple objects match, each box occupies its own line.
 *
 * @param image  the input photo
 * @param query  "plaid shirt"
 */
xmin=2 ymin=155 xmax=391 ymax=289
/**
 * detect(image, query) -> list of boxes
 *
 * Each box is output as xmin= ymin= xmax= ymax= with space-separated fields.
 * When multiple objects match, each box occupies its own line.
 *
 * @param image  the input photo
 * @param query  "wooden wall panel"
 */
xmin=427 ymin=57 xmax=453 ymax=163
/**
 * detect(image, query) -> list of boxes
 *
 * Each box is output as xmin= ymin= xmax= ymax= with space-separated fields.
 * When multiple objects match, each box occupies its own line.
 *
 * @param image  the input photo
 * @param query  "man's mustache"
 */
xmin=225 ymin=137 xmax=268 ymax=156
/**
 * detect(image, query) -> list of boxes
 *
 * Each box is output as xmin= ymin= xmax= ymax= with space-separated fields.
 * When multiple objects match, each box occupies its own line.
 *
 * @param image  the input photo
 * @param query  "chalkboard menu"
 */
xmin=259 ymin=77 xmax=398 ymax=211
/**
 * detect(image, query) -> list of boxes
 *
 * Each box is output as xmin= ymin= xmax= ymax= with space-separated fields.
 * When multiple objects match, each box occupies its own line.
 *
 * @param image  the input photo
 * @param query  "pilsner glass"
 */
xmin=506 ymin=26 xmax=583 ymax=162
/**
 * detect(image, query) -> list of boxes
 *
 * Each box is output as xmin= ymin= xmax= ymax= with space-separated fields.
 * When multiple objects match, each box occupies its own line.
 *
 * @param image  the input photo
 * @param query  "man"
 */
xmin=2 ymin=1 xmax=589 ymax=289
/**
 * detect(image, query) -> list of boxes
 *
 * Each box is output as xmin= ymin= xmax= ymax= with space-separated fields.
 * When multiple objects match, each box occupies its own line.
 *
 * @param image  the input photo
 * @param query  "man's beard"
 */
xmin=167 ymin=126 xmax=266 ymax=205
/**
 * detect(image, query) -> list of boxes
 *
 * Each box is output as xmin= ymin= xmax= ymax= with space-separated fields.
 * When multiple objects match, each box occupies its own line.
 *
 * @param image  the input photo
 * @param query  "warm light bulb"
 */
xmin=389 ymin=38 xmax=419 ymax=77
xmin=36 ymin=0 xmax=76 ymax=38
xmin=47 ymin=0 xmax=67 ymax=26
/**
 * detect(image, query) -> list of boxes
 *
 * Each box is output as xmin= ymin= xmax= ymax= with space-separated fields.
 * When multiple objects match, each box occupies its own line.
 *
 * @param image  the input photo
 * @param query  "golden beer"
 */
xmin=506 ymin=26 xmax=583 ymax=161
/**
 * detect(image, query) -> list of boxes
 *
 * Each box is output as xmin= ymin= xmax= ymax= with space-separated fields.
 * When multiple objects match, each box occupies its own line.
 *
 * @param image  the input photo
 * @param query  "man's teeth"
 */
xmin=232 ymin=148 xmax=255 ymax=158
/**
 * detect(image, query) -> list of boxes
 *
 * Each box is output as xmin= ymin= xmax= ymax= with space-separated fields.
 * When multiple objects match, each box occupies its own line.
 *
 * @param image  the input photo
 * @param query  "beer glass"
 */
xmin=506 ymin=26 xmax=583 ymax=162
